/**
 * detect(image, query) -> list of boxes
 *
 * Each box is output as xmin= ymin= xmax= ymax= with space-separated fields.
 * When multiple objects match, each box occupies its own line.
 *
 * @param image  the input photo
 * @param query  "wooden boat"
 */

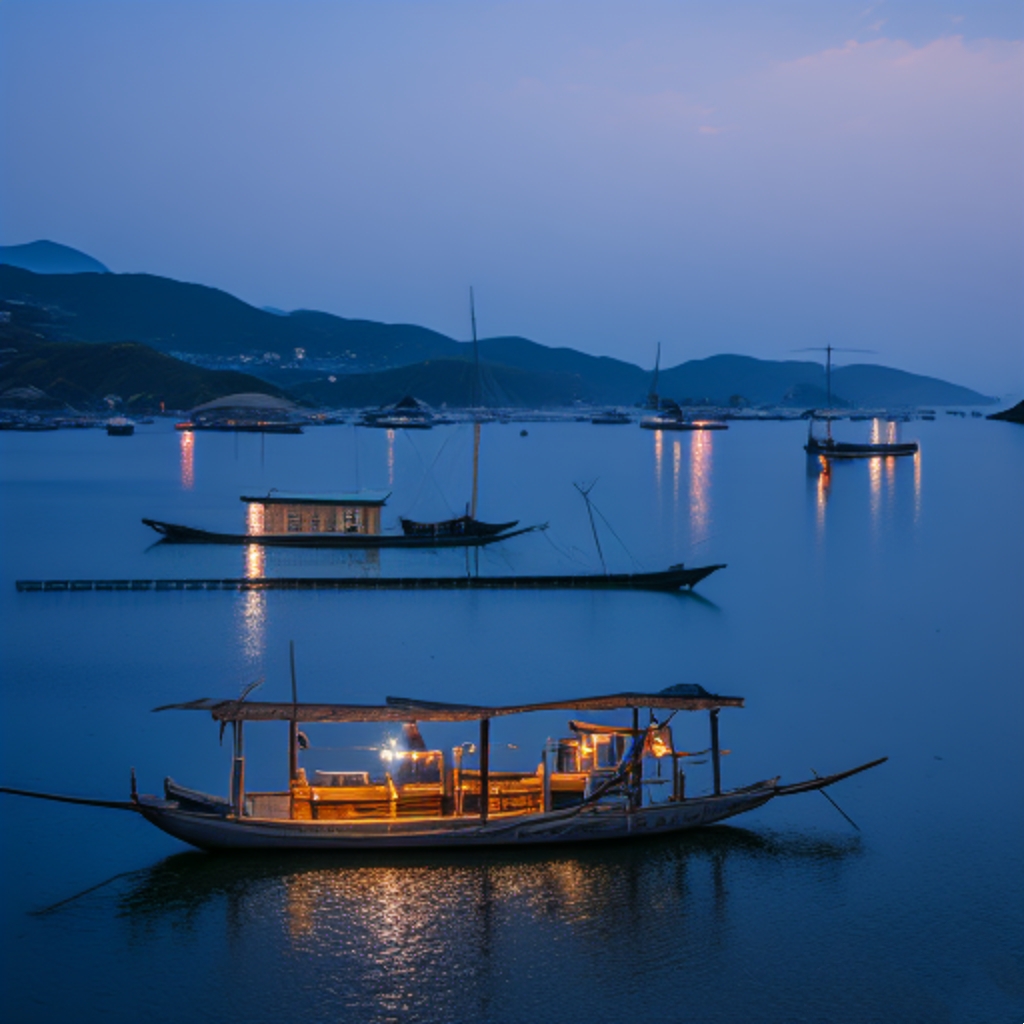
xmin=640 ymin=403 xmax=728 ymax=431
xmin=175 ymin=421 xmax=303 ymax=433
xmin=640 ymin=417 xmax=728 ymax=432
xmin=144 ymin=490 xmax=537 ymax=549
xmin=591 ymin=410 xmax=632 ymax=425
xmin=804 ymin=434 xmax=918 ymax=459
xmin=142 ymin=518 xmax=540 ymax=548
xmin=0 ymin=684 xmax=886 ymax=851
xmin=106 ymin=417 xmax=135 ymax=436
xmin=398 ymin=515 xmax=519 ymax=538
xmin=15 ymin=562 xmax=725 ymax=592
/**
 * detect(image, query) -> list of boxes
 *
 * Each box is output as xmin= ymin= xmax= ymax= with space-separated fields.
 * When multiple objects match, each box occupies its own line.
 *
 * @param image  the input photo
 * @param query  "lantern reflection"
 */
xmin=672 ymin=439 xmax=681 ymax=506
xmin=653 ymin=429 xmax=663 ymax=487
xmin=689 ymin=430 xmax=712 ymax=545
xmin=239 ymin=545 xmax=266 ymax=664
xmin=179 ymin=430 xmax=194 ymax=490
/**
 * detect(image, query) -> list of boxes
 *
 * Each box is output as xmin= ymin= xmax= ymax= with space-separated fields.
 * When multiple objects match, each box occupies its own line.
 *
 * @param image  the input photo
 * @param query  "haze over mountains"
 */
xmin=0 ymin=242 xmax=995 ymax=409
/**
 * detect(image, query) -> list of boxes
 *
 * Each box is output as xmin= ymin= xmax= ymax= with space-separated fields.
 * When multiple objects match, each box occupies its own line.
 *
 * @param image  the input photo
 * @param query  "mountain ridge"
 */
xmin=0 ymin=261 xmax=995 ymax=408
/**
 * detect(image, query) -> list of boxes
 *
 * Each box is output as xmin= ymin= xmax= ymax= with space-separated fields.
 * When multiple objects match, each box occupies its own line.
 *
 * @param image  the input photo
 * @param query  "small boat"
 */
xmin=0 ymin=683 xmax=886 ymax=851
xmin=106 ymin=417 xmax=135 ymax=436
xmin=398 ymin=515 xmax=519 ymax=538
xmin=591 ymin=410 xmax=632 ymax=425
xmin=360 ymin=395 xmax=434 ymax=430
xmin=175 ymin=421 xmax=303 ymax=434
xmin=804 ymin=435 xmax=918 ymax=459
xmin=640 ymin=412 xmax=728 ymax=432
xmin=804 ymin=420 xmax=918 ymax=459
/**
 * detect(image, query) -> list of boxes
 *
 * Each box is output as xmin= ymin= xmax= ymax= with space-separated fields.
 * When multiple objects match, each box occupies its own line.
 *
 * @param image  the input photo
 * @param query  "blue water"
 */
xmin=1 ymin=417 xmax=1022 ymax=1023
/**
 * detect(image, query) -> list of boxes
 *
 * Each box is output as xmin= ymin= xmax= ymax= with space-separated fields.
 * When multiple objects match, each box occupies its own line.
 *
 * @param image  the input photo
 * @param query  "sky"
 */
xmin=1 ymin=1 xmax=1021 ymax=395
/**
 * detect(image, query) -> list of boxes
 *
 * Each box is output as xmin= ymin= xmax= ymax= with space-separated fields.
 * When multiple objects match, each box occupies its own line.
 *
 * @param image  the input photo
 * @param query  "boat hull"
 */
xmin=805 ymin=439 xmax=918 ymax=459
xmin=640 ymin=420 xmax=728 ymax=431
xmin=17 ymin=564 xmax=725 ymax=593
xmin=142 ymin=518 xmax=535 ymax=549
xmin=139 ymin=787 xmax=777 ymax=851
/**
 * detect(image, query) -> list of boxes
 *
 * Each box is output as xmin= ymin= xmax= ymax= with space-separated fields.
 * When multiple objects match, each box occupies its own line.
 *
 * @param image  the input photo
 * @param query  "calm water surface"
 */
xmin=1 ymin=417 xmax=1022 ymax=1023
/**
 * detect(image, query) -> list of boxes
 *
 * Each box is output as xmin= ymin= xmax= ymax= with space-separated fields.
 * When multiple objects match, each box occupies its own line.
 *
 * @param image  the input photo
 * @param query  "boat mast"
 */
xmin=647 ymin=343 xmax=661 ymax=409
xmin=470 ymin=287 xmax=481 ymax=520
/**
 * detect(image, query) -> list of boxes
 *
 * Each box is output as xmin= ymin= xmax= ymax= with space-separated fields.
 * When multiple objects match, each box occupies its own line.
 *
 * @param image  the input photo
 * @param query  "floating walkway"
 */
xmin=15 ymin=564 xmax=724 ymax=594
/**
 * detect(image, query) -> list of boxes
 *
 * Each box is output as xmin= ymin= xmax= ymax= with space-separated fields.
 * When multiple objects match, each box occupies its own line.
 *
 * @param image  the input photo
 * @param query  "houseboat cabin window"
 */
xmin=287 ymin=510 xmax=301 ymax=532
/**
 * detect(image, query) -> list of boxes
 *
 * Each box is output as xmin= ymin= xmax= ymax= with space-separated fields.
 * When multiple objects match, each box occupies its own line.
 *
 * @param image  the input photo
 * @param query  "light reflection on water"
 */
xmin=103 ymin=829 xmax=861 ymax=1021
xmin=179 ymin=430 xmax=194 ymax=490
xmin=2 ymin=418 xmax=1021 ymax=1024
xmin=689 ymin=429 xmax=712 ymax=547
xmin=239 ymin=545 xmax=267 ymax=663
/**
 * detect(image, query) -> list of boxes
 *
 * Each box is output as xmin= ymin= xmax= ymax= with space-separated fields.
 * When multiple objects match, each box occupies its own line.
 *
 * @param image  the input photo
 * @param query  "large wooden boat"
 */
xmin=142 ymin=518 xmax=538 ymax=549
xmin=143 ymin=490 xmax=538 ymax=549
xmin=0 ymin=685 xmax=886 ymax=851
xmin=15 ymin=562 xmax=725 ymax=593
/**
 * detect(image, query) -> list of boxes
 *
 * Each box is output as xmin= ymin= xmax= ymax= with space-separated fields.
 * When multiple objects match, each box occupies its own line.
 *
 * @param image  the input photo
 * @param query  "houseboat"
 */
xmin=143 ymin=490 xmax=537 ymax=549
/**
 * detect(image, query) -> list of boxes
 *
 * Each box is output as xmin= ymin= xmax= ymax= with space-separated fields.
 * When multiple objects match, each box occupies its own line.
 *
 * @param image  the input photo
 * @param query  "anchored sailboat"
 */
xmin=802 ymin=345 xmax=918 ymax=459
xmin=399 ymin=288 xmax=517 ymax=538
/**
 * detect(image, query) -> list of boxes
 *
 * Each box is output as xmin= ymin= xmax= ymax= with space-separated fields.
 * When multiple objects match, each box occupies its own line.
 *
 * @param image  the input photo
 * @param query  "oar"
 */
xmin=811 ymin=768 xmax=861 ymax=831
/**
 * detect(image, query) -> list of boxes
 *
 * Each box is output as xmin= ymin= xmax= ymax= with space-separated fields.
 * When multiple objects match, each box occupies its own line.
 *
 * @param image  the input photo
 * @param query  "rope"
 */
xmin=589 ymin=498 xmax=645 ymax=571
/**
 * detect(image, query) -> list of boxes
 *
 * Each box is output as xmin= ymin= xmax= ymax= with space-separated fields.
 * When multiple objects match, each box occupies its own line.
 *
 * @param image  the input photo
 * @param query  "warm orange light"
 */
xmin=179 ymin=430 xmax=194 ymax=490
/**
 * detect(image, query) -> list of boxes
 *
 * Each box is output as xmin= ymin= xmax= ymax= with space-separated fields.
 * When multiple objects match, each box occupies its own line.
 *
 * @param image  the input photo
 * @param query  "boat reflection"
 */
xmin=387 ymin=428 xmax=396 ymax=486
xmin=179 ymin=430 xmax=195 ymax=490
xmin=653 ymin=429 xmax=664 ymax=488
xmin=110 ymin=827 xmax=863 ymax=946
xmin=808 ymin=433 xmax=922 ymax=537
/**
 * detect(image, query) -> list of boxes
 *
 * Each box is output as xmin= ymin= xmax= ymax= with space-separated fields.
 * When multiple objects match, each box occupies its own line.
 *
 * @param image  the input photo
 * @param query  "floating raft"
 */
xmin=15 ymin=564 xmax=724 ymax=594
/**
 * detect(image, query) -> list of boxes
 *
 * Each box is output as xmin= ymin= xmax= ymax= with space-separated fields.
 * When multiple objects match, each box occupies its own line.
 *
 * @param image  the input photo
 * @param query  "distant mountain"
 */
xmin=0 ymin=262 xmax=995 ymax=408
xmin=656 ymin=354 xmax=994 ymax=408
xmin=0 ymin=301 xmax=284 ymax=412
xmin=0 ymin=240 xmax=109 ymax=275
xmin=0 ymin=265 xmax=459 ymax=370
xmin=284 ymin=358 xmax=600 ymax=409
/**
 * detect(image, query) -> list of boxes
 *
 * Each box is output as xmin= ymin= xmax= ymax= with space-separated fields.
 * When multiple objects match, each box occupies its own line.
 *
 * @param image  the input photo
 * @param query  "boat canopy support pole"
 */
xmin=289 ymin=640 xmax=299 ymax=782
xmin=479 ymin=718 xmax=490 ymax=823
xmin=231 ymin=721 xmax=246 ymax=816
xmin=710 ymin=709 xmax=721 ymax=796
xmin=542 ymin=739 xmax=552 ymax=813
xmin=631 ymin=707 xmax=641 ymax=809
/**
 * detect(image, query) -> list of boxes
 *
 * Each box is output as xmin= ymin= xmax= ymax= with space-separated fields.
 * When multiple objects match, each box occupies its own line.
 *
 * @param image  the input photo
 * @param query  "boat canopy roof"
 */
xmin=155 ymin=684 xmax=744 ymax=723
xmin=240 ymin=490 xmax=391 ymax=507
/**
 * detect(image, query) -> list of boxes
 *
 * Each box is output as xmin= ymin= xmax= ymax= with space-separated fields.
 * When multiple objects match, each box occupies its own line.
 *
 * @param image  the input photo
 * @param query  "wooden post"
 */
xmin=479 ymin=718 xmax=490 ymax=823
xmin=542 ymin=740 xmax=551 ymax=813
xmin=231 ymin=720 xmax=246 ymax=817
xmin=710 ymin=708 xmax=721 ymax=795
xmin=453 ymin=746 xmax=463 ymax=816
xmin=289 ymin=640 xmax=299 ymax=782
xmin=631 ymin=707 xmax=641 ymax=809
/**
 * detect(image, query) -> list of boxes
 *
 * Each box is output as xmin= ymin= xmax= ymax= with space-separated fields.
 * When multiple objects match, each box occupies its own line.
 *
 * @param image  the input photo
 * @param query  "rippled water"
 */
xmin=1 ymin=417 xmax=1022 ymax=1023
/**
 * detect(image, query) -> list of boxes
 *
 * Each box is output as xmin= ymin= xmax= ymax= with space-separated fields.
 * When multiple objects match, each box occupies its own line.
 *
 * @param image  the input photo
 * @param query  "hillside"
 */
xmin=0 ymin=265 xmax=459 ymax=370
xmin=0 ymin=240 xmax=109 ymax=275
xmin=0 ymin=304 xmax=284 ymax=410
xmin=285 ymin=358 xmax=602 ymax=409
xmin=0 ymin=261 xmax=995 ymax=409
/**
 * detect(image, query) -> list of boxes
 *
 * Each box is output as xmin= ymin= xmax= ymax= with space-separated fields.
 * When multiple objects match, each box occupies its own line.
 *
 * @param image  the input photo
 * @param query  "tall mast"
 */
xmin=647 ymin=343 xmax=661 ymax=409
xmin=826 ymin=344 xmax=832 ymax=410
xmin=470 ymin=287 xmax=481 ymax=519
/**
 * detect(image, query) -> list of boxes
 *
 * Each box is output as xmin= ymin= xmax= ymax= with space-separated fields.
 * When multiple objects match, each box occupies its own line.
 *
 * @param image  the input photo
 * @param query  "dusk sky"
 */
xmin=1 ymin=1 xmax=1021 ymax=395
